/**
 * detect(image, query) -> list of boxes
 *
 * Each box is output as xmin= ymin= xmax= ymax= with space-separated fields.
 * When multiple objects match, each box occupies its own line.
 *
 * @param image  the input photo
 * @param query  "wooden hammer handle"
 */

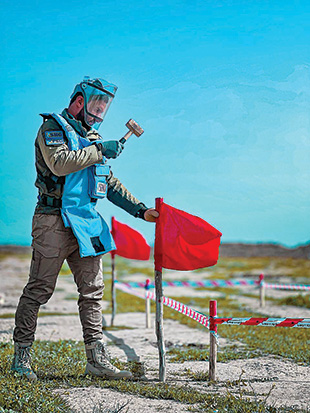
xmin=119 ymin=130 xmax=133 ymax=144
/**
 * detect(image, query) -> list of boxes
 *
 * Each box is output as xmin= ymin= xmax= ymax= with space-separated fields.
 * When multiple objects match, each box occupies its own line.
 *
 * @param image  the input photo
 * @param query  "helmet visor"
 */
xmin=81 ymin=78 xmax=117 ymax=130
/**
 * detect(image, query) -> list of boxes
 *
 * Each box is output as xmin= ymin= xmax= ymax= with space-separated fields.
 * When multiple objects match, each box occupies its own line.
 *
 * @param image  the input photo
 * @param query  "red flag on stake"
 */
xmin=111 ymin=217 xmax=151 ymax=260
xmin=154 ymin=198 xmax=222 ymax=271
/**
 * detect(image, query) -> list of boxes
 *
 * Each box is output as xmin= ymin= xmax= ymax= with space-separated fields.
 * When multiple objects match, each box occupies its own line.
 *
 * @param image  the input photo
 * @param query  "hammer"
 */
xmin=119 ymin=119 xmax=144 ymax=144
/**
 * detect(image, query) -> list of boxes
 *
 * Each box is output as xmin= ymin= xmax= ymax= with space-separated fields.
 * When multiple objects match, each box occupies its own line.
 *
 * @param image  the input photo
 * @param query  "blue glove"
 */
xmin=97 ymin=141 xmax=124 ymax=159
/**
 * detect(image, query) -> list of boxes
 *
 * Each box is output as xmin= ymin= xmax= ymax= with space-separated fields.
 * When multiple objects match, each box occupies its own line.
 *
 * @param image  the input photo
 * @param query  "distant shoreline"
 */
xmin=1 ymin=242 xmax=309 ymax=259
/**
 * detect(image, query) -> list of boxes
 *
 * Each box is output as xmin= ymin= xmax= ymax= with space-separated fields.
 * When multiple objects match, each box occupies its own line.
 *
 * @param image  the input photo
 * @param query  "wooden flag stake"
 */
xmin=155 ymin=197 xmax=166 ymax=382
xmin=111 ymin=253 xmax=116 ymax=327
xmin=209 ymin=300 xmax=218 ymax=381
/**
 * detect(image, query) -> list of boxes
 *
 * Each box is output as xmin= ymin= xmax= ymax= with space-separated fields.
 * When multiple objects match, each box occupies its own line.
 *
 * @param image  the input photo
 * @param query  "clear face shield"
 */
xmin=84 ymin=92 xmax=112 ymax=130
xmin=72 ymin=77 xmax=118 ymax=130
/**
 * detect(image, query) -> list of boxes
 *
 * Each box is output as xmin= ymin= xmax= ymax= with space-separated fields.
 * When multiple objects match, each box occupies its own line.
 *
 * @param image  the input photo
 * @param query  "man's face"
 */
xmin=86 ymin=98 xmax=107 ymax=127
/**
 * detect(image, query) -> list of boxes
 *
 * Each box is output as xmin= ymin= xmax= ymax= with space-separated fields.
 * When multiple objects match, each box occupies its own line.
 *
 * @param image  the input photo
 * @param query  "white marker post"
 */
xmin=259 ymin=273 xmax=265 ymax=308
xmin=145 ymin=279 xmax=151 ymax=328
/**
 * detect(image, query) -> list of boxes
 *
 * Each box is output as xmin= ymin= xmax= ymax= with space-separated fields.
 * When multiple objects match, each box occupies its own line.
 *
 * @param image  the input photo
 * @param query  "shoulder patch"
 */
xmin=44 ymin=131 xmax=65 ymax=146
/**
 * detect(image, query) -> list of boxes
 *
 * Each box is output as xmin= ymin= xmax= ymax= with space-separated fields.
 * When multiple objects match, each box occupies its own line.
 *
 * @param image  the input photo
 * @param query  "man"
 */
xmin=11 ymin=77 xmax=158 ymax=381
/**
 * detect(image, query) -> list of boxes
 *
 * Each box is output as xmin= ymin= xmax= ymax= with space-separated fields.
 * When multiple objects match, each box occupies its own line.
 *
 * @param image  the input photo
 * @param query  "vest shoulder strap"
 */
xmin=40 ymin=113 xmax=54 ymax=121
xmin=40 ymin=113 xmax=70 ymax=130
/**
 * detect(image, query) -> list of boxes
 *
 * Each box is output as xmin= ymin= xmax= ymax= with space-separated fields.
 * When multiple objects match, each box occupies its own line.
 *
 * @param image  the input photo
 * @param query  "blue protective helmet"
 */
xmin=71 ymin=76 xmax=118 ymax=130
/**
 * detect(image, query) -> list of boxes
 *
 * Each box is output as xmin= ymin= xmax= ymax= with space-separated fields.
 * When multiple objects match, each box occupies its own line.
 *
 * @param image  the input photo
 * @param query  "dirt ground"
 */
xmin=0 ymin=255 xmax=309 ymax=412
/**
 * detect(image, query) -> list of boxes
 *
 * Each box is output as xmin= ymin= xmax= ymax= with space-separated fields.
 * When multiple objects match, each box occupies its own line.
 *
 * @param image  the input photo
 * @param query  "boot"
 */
xmin=11 ymin=343 xmax=37 ymax=381
xmin=85 ymin=339 xmax=132 ymax=379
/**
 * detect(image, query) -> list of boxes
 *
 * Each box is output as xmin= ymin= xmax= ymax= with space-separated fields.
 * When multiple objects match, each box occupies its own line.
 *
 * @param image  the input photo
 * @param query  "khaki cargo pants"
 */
xmin=13 ymin=214 xmax=104 ymax=345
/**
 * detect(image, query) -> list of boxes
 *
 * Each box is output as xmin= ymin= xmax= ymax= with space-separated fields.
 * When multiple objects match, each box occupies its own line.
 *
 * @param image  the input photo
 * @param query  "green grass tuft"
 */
xmin=277 ymin=294 xmax=310 ymax=309
xmin=168 ymin=344 xmax=265 ymax=363
xmin=0 ymin=342 xmax=70 ymax=412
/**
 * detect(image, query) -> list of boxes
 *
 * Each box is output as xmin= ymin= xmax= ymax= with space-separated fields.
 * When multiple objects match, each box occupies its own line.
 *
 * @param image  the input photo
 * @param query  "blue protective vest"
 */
xmin=43 ymin=113 xmax=116 ymax=258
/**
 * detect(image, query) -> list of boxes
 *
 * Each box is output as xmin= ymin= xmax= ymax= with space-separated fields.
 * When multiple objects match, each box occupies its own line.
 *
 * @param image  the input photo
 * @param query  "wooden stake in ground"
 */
xmin=155 ymin=269 xmax=165 ymax=381
xmin=111 ymin=253 xmax=116 ymax=326
xmin=209 ymin=300 xmax=218 ymax=381
xmin=154 ymin=197 xmax=166 ymax=382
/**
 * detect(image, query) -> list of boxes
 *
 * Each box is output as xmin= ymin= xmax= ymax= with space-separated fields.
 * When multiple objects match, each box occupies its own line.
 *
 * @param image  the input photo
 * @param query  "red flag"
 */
xmin=111 ymin=217 xmax=151 ymax=260
xmin=154 ymin=199 xmax=222 ymax=271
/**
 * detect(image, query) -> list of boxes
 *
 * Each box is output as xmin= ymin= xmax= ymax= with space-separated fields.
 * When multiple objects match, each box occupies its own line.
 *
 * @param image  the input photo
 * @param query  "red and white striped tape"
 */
xmin=147 ymin=290 xmax=209 ymax=328
xmin=120 ymin=279 xmax=310 ymax=291
xmin=264 ymin=283 xmax=310 ymax=291
xmin=214 ymin=317 xmax=310 ymax=328
xmin=119 ymin=279 xmax=259 ymax=288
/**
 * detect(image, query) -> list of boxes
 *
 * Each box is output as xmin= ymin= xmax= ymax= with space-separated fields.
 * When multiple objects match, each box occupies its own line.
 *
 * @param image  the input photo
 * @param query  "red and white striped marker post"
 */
xmin=145 ymin=278 xmax=151 ymax=329
xmin=154 ymin=197 xmax=166 ymax=382
xmin=259 ymin=273 xmax=265 ymax=308
xmin=209 ymin=300 xmax=218 ymax=381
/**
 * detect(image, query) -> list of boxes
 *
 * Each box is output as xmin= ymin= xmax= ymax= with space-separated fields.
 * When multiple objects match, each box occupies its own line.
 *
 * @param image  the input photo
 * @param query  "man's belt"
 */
xmin=39 ymin=195 xmax=62 ymax=208
xmin=39 ymin=195 xmax=97 ymax=207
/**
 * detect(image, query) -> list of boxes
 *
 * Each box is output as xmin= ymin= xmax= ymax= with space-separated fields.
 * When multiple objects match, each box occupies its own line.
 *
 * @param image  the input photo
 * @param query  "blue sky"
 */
xmin=0 ymin=0 xmax=309 ymax=247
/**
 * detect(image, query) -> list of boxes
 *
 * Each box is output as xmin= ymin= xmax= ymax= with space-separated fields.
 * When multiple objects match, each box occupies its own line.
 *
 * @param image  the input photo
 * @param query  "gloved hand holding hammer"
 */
xmin=96 ymin=118 xmax=144 ymax=159
xmin=97 ymin=140 xmax=124 ymax=159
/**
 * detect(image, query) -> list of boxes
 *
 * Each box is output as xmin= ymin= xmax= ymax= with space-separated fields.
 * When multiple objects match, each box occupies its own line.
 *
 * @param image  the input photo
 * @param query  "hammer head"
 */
xmin=126 ymin=119 xmax=144 ymax=137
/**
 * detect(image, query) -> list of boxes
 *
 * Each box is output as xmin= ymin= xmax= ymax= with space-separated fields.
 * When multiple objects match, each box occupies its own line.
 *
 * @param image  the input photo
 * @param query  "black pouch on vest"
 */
xmin=89 ymin=164 xmax=110 ymax=199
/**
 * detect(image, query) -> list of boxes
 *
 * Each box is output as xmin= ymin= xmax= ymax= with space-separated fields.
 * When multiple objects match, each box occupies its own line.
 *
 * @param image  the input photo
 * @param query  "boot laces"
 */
xmin=95 ymin=341 xmax=118 ymax=372
xmin=18 ymin=347 xmax=32 ymax=370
